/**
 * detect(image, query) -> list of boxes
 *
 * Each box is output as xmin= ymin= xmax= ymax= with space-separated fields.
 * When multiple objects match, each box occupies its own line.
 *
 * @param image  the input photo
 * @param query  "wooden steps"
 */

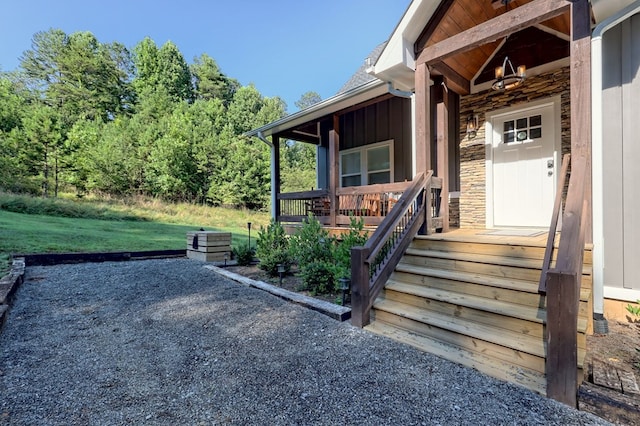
xmin=365 ymin=233 xmax=593 ymax=396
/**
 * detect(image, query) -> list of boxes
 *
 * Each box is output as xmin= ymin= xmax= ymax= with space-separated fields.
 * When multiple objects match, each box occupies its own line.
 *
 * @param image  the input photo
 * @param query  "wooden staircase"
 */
xmin=365 ymin=232 xmax=592 ymax=396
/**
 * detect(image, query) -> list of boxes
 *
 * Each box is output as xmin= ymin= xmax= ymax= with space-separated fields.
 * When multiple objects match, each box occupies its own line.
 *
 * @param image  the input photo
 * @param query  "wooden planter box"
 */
xmin=186 ymin=231 xmax=231 ymax=262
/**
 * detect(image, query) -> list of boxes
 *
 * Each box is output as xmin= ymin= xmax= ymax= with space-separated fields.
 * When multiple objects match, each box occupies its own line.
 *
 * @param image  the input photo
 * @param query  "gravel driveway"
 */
xmin=0 ymin=258 xmax=609 ymax=425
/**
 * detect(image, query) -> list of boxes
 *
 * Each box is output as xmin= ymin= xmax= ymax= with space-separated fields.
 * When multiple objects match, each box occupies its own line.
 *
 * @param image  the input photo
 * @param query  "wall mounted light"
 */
xmin=466 ymin=115 xmax=478 ymax=140
xmin=492 ymin=56 xmax=526 ymax=91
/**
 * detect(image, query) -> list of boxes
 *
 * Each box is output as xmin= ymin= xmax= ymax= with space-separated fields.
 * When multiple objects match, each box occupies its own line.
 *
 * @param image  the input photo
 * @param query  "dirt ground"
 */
xmin=585 ymin=319 xmax=640 ymax=382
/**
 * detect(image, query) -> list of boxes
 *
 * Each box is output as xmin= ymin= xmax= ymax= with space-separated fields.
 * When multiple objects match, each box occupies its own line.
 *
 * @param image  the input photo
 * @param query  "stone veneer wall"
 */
xmin=458 ymin=67 xmax=571 ymax=228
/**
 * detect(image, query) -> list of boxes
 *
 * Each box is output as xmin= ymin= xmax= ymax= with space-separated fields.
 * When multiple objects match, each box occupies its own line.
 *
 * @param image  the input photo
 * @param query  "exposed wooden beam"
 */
xmin=279 ymin=130 xmax=320 ymax=145
xmin=416 ymin=0 xmax=571 ymax=65
xmin=432 ymin=61 xmax=470 ymax=95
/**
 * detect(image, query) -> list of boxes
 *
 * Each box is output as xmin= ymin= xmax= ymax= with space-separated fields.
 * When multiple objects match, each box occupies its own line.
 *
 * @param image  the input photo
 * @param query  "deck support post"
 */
xmin=272 ymin=135 xmax=281 ymax=221
xmin=351 ymin=246 xmax=370 ymax=328
xmin=329 ymin=116 xmax=340 ymax=227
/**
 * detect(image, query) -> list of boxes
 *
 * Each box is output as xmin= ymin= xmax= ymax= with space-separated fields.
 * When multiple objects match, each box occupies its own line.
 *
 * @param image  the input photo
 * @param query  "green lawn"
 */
xmin=0 ymin=199 xmax=270 ymax=274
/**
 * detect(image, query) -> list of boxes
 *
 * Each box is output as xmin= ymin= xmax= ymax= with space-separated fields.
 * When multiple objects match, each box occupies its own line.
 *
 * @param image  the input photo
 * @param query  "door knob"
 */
xmin=547 ymin=159 xmax=554 ymax=169
xmin=548 ymin=170 xmax=553 ymax=176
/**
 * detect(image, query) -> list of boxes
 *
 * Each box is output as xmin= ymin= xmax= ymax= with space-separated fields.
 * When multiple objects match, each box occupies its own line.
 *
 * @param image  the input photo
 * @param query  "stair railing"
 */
xmin=350 ymin=170 xmax=441 ymax=327
xmin=542 ymin=150 xmax=589 ymax=407
xmin=539 ymin=153 xmax=571 ymax=293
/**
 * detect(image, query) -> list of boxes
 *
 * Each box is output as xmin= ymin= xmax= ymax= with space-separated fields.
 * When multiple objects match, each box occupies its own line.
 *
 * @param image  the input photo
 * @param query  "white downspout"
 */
xmin=591 ymin=0 xmax=640 ymax=329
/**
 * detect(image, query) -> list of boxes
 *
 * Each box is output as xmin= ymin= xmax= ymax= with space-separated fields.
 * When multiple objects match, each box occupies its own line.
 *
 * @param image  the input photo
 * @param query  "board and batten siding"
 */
xmin=339 ymin=96 xmax=413 ymax=183
xmin=602 ymin=13 xmax=640 ymax=293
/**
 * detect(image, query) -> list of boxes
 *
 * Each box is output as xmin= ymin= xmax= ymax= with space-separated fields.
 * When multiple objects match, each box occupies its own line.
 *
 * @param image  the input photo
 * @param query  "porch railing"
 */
xmin=278 ymin=190 xmax=329 ymax=223
xmin=350 ymin=171 xmax=443 ymax=328
xmin=540 ymin=151 xmax=589 ymax=406
xmin=277 ymin=181 xmax=413 ymax=226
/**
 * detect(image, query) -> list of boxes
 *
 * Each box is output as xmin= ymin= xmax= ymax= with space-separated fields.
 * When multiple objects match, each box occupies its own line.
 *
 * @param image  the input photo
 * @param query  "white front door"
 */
xmin=489 ymin=102 xmax=558 ymax=228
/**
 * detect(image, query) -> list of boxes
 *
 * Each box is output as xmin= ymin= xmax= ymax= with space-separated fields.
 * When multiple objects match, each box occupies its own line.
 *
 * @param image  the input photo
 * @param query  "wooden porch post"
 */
xmin=416 ymin=62 xmax=432 ymax=235
xmin=415 ymin=62 xmax=432 ymax=175
xmin=570 ymin=0 xmax=592 ymax=243
xmin=272 ymin=135 xmax=281 ymax=221
xmin=435 ymin=83 xmax=450 ymax=233
xmin=329 ymin=115 xmax=340 ymax=227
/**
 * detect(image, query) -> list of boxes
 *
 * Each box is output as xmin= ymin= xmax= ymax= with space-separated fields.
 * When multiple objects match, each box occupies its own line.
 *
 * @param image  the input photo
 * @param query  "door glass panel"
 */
xmin=530 ymin=128 xmax=542 ymax=139
xmin=530 ymin=115 xmax=542 ymax=126
xmin=516 ymin=118 xmax=528 ymax=129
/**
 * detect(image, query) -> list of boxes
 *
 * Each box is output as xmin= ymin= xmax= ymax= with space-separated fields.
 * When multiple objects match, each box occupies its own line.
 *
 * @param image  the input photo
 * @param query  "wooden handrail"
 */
xmin=336 ymin=181 xmax=411 ymax=196
xmin=539 ymin=154 xmax=571 ymax=293
xmin=365 ymin=172 xmax=428 ymax=255
xmin=351 ymin=171 xmax=437 ymax=327
xmin=277 ymin=189 xmax=328 ymax=200
xmin=545 ymin=150 xmax=589 ymax=406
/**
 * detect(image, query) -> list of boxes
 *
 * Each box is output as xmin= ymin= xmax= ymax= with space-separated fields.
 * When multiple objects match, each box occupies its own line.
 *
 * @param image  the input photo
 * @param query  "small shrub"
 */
xmin=333 ymin=216 xmax=368 ymax=282
xmin=289 ymin=214 xmax=334 ymax=266
xmin=300 ymin=261 xmax=334 ymax=295
xmin=233 ymin=243 xmax=254 ymax=266
xmin=256 ymin=220 xmax=292 ymax=276
xmin=290 ymin=215 xmax=335 ymax=294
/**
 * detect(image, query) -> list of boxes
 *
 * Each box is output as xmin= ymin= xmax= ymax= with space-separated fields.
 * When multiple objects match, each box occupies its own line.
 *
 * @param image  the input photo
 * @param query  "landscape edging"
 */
xmin=0 ymin=257 xmax=26 ymax=329
xmin=205 ymin=265 xmax=352 ymax=322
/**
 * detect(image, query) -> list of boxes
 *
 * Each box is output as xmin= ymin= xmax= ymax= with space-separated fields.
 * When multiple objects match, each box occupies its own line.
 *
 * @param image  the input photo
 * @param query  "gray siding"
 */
xmin=602 ymin=13 xmax=640 ymax=291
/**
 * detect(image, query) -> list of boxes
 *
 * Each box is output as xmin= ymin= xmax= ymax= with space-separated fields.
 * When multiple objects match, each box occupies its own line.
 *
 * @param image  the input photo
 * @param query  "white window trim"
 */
xmin=340 ymin=140 xmax=394 ymax=187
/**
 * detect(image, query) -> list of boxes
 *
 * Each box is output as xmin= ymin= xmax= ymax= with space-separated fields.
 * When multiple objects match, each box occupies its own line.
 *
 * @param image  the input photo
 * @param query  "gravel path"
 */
xmin=0 ymin=258 xmax=609 ymax=425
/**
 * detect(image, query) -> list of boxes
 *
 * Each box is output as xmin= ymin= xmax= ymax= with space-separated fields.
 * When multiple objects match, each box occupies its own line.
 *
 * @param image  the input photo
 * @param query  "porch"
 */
xmin=276 ymin=178 xmax=444 ymax=230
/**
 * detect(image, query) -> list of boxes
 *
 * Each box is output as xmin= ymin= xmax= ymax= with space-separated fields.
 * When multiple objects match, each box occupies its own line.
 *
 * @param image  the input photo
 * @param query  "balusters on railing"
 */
xmin=351 ymin=171 xmax=434 ymax=327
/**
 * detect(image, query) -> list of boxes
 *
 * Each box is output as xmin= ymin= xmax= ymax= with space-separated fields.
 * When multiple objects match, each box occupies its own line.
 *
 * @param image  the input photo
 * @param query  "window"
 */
xmin=340 ymin=141 xmax=393 ymax=187
xmin=503 ymin=114 xmax=542 ymax=143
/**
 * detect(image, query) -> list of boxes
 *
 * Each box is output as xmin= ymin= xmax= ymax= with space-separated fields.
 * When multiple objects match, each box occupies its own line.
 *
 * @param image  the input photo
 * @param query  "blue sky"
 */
xmin=0 ymin=0 xmax=409 ymax=112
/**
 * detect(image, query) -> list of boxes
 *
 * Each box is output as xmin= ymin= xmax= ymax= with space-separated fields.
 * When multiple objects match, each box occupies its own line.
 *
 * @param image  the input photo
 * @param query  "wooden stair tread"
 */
xmin=371 ymin=300 xmax=586 ymax=369
xmin=394 ymin=263 xmax=592 ymax=301
xmin=366 ymin=320 xmax=548 ymax=395
xmin=385 ymin=279 xmax=547 ymax=324
xmin=412 ymin=234 xmax=593 ymax=265
xmin=373 ymin=298 xmax=548 ymax=358
xmin=403 ymin=248 xmax=593 ymax=275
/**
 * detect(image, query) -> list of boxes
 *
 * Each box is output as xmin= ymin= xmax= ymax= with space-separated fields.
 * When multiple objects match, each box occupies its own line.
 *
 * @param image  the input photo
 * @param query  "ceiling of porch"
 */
xmin=414 ymin=0 xmax=573 ymax=93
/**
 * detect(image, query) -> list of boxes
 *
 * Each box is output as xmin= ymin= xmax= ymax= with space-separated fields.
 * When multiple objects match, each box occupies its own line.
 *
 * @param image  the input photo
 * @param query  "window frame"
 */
xmin=339 ymin=140 xmax=394 ymax=187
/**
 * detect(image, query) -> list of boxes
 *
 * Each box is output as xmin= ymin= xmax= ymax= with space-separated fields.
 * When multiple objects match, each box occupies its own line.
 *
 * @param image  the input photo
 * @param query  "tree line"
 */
xmin=0 ymin=29 xmax=317 ymax=209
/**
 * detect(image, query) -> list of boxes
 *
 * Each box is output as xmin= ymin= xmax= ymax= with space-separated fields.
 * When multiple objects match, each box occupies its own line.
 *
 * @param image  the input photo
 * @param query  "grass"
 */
xmin=0 ymin=192 xmax=271 ymax=275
